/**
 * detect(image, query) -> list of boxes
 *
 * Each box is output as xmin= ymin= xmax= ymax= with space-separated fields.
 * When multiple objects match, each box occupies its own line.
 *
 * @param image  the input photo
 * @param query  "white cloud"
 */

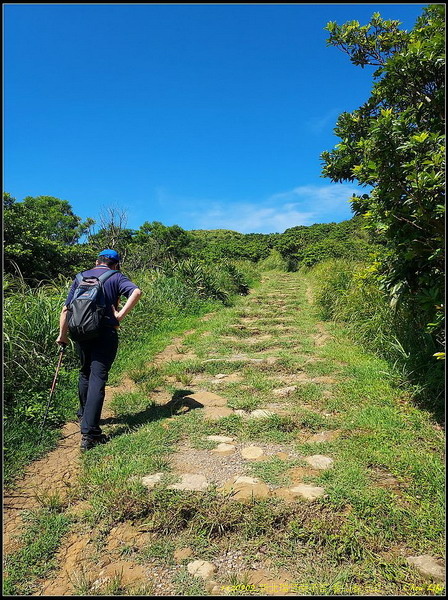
xmin=192 ymin=203 xmax=315 ymax=233
xmin=154 ymin=183 xmax=360 ymax=233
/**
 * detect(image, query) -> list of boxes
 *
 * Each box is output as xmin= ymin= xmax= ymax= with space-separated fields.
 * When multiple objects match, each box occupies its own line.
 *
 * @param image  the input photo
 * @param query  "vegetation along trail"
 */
xmin=3 ymin=271 xmax=445 ymax=596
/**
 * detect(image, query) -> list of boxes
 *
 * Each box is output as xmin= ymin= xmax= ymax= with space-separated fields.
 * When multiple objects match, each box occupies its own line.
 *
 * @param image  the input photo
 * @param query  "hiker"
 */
xmin=56 ymin=249 xmax=142 ymax=450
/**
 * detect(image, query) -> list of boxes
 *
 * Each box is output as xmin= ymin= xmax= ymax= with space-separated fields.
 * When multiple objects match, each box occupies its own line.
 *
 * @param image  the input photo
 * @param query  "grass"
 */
xmin=3 ymin=508 xmax=72 ymax=595
xmin=247 ymin=457 xmax=299 ymax=487
xmin=5 ymin=268 xmax=445 ymax=596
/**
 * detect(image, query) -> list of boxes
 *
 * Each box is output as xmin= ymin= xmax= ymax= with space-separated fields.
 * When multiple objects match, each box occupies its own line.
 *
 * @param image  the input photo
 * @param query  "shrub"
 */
xmin=258 ymin=249 xmax=288 ymax=272
xmin=311 ymin=259 xmax=444 ymax=410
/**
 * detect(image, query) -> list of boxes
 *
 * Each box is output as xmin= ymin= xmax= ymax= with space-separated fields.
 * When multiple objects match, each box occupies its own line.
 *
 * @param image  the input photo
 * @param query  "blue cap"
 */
xmin=98 ymin=249 xmax=120 ymax=262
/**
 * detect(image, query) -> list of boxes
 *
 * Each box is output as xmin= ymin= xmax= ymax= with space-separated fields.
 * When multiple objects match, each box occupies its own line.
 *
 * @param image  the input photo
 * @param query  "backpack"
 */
xmin=67 ymin=269 xmax=118 ymax=341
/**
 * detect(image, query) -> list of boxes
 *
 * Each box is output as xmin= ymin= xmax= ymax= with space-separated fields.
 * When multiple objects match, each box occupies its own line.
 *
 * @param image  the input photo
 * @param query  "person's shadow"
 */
xmin=100 ymin=389 xmax=204 ymax=438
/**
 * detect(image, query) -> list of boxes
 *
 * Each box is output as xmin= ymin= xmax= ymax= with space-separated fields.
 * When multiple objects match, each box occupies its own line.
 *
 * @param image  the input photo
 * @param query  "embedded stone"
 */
xmin=211 ymin=443 xmax=236 ymax=456
xmin=272 ymin=386 xmax=297 ymax=397
xmin=272 ymin=488 xmax=296 ymax=503
xmin=234 ymin=476 xmax=259 ymax=485
xmin=406 ymin=555 xmax=445 ymax=582
xmin=234 ymin=410 xmax=247 ymax=417
xmin=210 ymin=585 xmax=222 ymax=595
xmin=250 ymin=409 xmax=275 ymax=419
xmin=187 ymin=560 xmax=217 ymax=579
xmin=184 ymin=391 xmax=228 ymax=407
xmin=306 ymin=431 xmax=340 ymax=443
xmin=289 ymin=484 xmax=326 ymax=500
xmin=219 ymin=475 xmax=271 ymax=501
xmin=205 ymin=580 xmax=219 ymax=593
xmin=141 ymin=473 xmax=164 ymax=489
xmin=246 ymin=568 xmax=295 ymax=596
xmin=204 ymin=406 xmax=234 ymax=420
xmin=167 ymin=473 xmax=209 ymax=491
xmin=241 ymin=446 xmax=264 ymax=460
xmin=304 ymin=455 xmax=334 ymax=469
xmin=207 ymin=435 xmax=234 ymax=443
xmin=94 ymin=561 xmax=147 ymax=587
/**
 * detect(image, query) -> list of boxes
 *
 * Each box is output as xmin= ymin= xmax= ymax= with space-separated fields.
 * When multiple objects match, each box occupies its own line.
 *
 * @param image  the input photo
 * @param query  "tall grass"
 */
xmin=3 ymin=274 xmax=79 ymax=483
xmin=309 ymin=259 xmax=444 ymax=415
xmin=3 ymin=260 xmax=259 ymax=484
xmin=4 ymin=274 xmax=78 ymax=417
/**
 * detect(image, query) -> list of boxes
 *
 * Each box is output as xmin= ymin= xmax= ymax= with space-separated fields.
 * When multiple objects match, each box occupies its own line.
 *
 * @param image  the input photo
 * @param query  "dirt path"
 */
xmin=3 ymin=380 xmax=131 ymax=557
xmin=4 ymin=273 xmax=444 ymax=595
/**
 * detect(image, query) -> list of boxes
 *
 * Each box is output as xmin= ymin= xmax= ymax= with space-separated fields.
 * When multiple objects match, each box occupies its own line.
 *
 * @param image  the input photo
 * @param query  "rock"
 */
xmin=219 ymin=475 xmax=271 ymax=501
xmin=187 ymin=560 xmax=217 ymax=579
xmin=304 ymin=455 xmax=334 ymax=469
xmin=234 ymin=410 xmax=247 ymax=417
xmin=167 ymin=473 xmax=209 ymax=492
xmin=249 ymin=409 xmax=275 ymax=419
xmin=207 ymin=435 xmax=234 ymax=443
xmin=211 ymin=443 xmax=236 ymax=456
xmin=241 ymin=446 xmax=264 ymax=460
xmin=272 ymin=386 xmax=297 ymax=397
xmin=141 ymin=473 xmax=164 ymax=489
xmin=204 ymin=406 xmax=234 ymax=420
xmin=272 ymin=488 xmax=297 ymax=503
xmin=184 ymin=391 xmax=228 ymax=407
xmin=306 ymin=431 xmax=340 ymax=443
xmin=234 ymin=475 xmax=260 ymax=485
xmin=406 ymin=555 xmax=445 ymax=582
xmin=289 ymin=484 xmax=327 ymax=500
xmin=174 ymin=547 xmax=194 ymax=562
xmin=205 ymin=579 xmax=219 ymax=592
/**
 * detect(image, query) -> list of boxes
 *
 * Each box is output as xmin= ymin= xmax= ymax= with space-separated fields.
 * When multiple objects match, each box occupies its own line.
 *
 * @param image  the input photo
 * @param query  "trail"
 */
xmin=3 ymin=377 xmax=134 ymax=557
xmin=3 ymin=272 xmax=445 ymax=596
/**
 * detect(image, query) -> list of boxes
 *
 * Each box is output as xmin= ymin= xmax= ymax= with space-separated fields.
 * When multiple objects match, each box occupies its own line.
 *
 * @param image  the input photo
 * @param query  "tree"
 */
xmin=4 ymin=194 xmax=95 ymax=281
xmin=87 ymin=207 xmax=135 ymax=264
xmin=275 ymin=217 xmax=372 ymax=270
xmin=321 ymin=5 xmax=445 ymax=347
xmin=124 ymin=221 xmax=194 ymax=270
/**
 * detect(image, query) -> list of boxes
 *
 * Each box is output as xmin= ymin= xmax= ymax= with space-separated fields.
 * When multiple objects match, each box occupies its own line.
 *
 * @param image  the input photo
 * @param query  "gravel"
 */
xmin=169 ymin=441 xmax=301 ymax=488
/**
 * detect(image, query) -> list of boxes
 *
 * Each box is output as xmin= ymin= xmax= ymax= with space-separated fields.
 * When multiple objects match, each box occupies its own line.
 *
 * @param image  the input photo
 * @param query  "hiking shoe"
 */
xmin=80 ymin=433 xmax=109 ymax=451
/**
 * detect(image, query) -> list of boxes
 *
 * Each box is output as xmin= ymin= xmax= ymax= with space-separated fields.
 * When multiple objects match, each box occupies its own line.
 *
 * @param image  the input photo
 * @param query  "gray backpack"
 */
xmin=67 ymin=270 xmax=117 ymax=341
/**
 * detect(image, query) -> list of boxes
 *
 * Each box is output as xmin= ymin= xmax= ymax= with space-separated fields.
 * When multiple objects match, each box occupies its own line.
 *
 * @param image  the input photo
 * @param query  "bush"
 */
xmin=300 ymin=238 xmax=371 ymax=268
xmin=311 ymin=259 xmax=444 ymax=411
xmin=258 ymin=249 xmax=288 ymax=272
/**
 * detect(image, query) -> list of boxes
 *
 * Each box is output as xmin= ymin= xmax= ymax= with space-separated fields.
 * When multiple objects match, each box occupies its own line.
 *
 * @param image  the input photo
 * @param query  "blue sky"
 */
xmin=4 ymin=3 xmax=427 ymax=234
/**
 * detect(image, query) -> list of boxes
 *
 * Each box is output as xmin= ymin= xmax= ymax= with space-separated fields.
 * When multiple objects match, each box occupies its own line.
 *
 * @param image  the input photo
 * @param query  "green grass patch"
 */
xmin=3 ymin=508 xmax=72 ymax=595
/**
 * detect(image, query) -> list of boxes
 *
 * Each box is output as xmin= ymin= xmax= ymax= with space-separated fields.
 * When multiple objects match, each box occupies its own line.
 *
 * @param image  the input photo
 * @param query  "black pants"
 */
xmin=76 ymin=328 xmax=119 ymax=436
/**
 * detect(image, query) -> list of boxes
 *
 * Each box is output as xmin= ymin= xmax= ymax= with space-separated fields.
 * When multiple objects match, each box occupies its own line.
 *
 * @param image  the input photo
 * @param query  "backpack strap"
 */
xmin=74 ymin=269 xmax=117 ymax=286
xmin=98 ymin=269 xmax=119 ymax=284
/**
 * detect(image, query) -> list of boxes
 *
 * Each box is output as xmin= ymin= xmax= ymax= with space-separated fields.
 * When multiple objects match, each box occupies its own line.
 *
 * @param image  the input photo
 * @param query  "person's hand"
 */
xmin=113 ymin=308 xmax=123 ymax=322
xmin=56 ymin=335 xmax=69 ymax=346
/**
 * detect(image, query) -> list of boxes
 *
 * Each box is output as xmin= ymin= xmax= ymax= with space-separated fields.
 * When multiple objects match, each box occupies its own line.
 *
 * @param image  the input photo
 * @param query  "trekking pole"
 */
xmin=38 ymin=343 xmax=66 ymax=444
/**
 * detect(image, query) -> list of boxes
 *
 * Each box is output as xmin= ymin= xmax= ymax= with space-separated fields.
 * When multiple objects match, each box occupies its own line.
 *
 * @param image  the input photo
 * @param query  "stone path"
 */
xmin=3 ymin=272 xmax=445 ymax=596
